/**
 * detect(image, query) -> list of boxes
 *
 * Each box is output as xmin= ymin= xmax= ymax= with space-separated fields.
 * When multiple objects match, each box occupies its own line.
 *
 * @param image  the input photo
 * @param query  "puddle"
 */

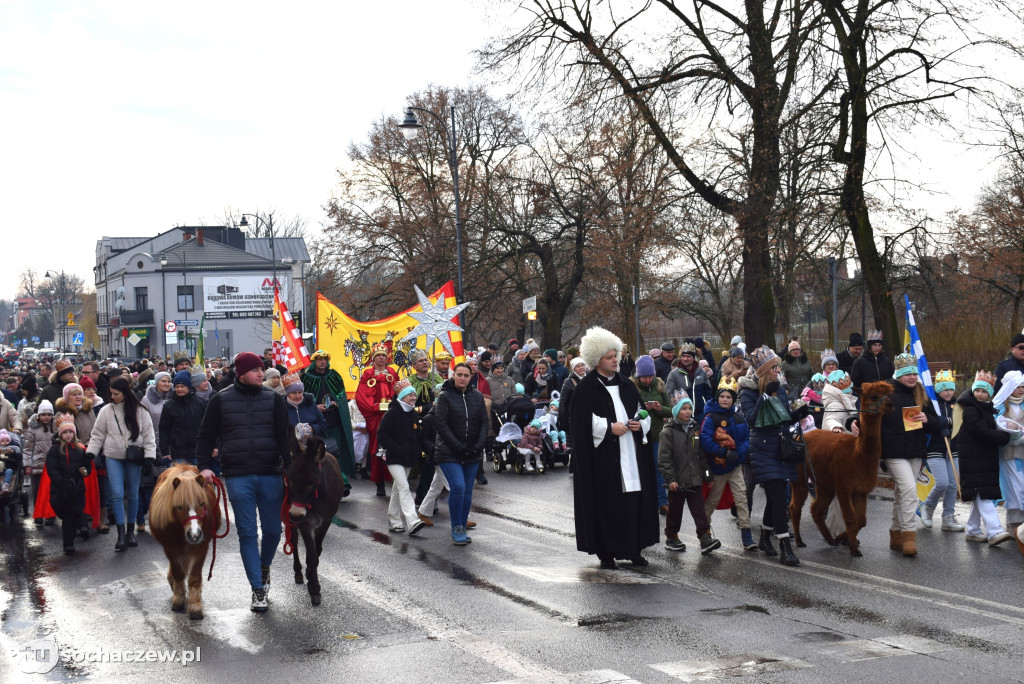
xmin=469 ymin=505 xmax=574 ymax=538
xmin=700 ymin=604 xmax=770 ymax=616
xmin=792 ymin=631 xmax=847 ymax=643
xmin=576 ymin=613 xmax=652 ymax=628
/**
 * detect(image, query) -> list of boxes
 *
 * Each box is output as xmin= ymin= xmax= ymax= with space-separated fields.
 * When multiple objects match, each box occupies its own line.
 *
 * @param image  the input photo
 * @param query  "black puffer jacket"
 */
xmin=880 ymin=380 xmax=940 ymax=461
xmin=196 ymin=379 xmax=290 ymax=476
xmin=377 ymin=401 xmax=426 ymax=468
xmin=433 ymin=380 xmax=488 ymax=464
xmin=957 ymin=392 xmax=1011 ymax=501
xmin=159 ymin=392 xmax=208 ymax=463
xmin=851 ymin=351 xmax=895 ymax=388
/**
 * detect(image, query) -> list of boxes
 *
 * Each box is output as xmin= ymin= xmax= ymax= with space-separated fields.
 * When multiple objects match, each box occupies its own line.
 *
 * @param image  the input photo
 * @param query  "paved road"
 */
xmin=2 ymin=464 xmax=1023 ymax=683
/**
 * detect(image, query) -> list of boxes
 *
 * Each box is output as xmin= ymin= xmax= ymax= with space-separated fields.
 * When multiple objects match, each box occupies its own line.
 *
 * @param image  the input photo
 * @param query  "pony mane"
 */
xmin=149 ymin=465 xmax=208 ymax=529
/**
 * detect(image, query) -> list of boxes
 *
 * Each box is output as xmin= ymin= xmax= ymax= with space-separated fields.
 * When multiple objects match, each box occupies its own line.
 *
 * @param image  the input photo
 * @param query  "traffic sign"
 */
xmin=175 ymin=319 xmax=199 ymax=326
xmin=165 ymin=332 xmax=178 ymax=345
xmin=66 ymin=312 xmax=75 ymax=326
xmin=71 ymin=332 xmax=84 ymax=346
xmin=164 ymin=321 xmax=177 ymax=333
xmin=128 ymin=333 xmax=142 ymax=347
xmin=523 ymin=296 xmax=537 ymax=314
xmin=31 ymin=336 xmax=40 ymax=343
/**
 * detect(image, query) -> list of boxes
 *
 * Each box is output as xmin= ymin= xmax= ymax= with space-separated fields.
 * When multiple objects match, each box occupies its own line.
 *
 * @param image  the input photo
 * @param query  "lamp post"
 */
xmin=160 ymin=252 xmax=188 ymax=353
xmin=397 ymin=105 xmax=467 ymax=337
xmin=804 ymin=292 xmax=813 ymax=346
xmin=44 ymin=270 xmax=68 ymax=351
xmin=239 ymin=213 xmax=277 ymax=290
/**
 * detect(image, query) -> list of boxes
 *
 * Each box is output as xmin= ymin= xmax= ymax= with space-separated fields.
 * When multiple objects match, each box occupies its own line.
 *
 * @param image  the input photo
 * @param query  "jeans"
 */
xmin=223 ymin=474 xmax=285 ymax=591
xmin=105 ymin=458 xmax=142 ymax=526
xmin=652 ymin=440 xmax=668 ymax=508
xmin=2 ymin=469 xmax=11 ymax=486
xmin=438 ymin=461 xmax=479 ymax=528
xmin=924 ymin=455 xmax=959 ymax=517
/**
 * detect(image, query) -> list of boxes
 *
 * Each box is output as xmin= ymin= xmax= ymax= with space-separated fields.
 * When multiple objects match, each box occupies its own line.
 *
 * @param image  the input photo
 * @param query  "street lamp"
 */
xmin=160 ymin=252 xmax=188 ymax=353
xmin=397 ymin=104 xmax=467 ymax=337
xmin=804 ymin=292 xmax=813 ymax=345
xmin=238 ymin=213 xmax=277 ymax=290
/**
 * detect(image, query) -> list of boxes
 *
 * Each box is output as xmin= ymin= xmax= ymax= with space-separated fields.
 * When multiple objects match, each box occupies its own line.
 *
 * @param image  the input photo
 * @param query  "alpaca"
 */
xmin=790 ymin=381 xmax=894 ymax=556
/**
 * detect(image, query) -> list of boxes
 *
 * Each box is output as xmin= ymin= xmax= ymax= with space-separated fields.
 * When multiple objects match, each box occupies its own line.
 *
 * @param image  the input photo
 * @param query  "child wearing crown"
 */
xmin=700 ymin=376 xmax=756 ymax=551
xmin=918 ymin=370 xmax=964 ymax=532
xmin=993 ymin=371 xmax=1024 ymax=534
xmin=957 ymin=371 xmax=1015 ymax=546
xmin=822 ymin=370 xmax=860 ymax=435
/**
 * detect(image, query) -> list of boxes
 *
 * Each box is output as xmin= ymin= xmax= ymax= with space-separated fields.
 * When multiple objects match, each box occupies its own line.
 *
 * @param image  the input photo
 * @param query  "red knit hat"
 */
xmin=234 ymin=352 xmax=264 ymax=377
xmin=79 ymin=376 xmax=96 ymax=390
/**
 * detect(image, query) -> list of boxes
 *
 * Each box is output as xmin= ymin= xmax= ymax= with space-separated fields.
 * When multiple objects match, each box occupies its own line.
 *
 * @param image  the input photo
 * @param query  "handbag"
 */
xmin=778 ymin=423 xmax=807 ymax=463
xmin=113 ymin=410 xmax=148 ymax=465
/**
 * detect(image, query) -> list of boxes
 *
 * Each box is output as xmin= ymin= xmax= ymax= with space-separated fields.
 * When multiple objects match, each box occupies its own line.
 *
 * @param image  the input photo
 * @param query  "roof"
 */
xmin=106 ymin=237 xmax=148 ymax=252
xmin=159 ymin=238 xmax=284 ymax=272
xmin=245 ymin=237 xmax=310 ymax=263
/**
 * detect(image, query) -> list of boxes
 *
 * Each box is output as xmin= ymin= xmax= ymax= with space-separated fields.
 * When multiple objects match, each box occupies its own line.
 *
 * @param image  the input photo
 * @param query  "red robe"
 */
xmin=355 ymin=365 xmax=399 ymax=484
xmin=33 ymin=464 xmax=101 ymax=528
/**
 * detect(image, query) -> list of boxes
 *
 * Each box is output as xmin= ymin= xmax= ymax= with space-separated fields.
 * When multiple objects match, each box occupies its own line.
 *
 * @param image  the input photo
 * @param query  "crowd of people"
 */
xmin=2 ymin=327 xmax=1023 ymax=611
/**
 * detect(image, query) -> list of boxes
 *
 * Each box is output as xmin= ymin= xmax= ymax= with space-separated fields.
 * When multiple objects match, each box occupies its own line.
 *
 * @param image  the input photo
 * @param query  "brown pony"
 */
xmin=149 ymin=464 xmax=221 ymax=620
xmin=790 ymin=381 xmax=894 ymax=557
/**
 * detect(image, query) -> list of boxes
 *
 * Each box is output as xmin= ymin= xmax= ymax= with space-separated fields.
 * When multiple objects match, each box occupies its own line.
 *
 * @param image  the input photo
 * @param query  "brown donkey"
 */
xmin=790 ymin=381 xmax=894 ymax=556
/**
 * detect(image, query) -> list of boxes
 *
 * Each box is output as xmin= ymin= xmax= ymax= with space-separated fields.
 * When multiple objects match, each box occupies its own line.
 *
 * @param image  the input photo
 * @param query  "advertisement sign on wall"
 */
xmin=202 ymin=275 xmax=289 ymax=317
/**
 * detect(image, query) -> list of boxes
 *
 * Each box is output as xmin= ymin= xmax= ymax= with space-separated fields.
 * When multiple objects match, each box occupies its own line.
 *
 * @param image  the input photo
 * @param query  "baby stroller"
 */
xmin=0 ymin=434 xmax=29 ymax=525
xmin=492 ymin=396 xmax=536 ymax=474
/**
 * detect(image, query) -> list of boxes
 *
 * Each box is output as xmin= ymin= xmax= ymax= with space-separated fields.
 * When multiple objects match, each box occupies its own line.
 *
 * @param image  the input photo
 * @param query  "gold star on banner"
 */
xmin=325 ymin=311 xmax=341 ymax=336
xmin=401 ymin=285 xmax=471 ymax=357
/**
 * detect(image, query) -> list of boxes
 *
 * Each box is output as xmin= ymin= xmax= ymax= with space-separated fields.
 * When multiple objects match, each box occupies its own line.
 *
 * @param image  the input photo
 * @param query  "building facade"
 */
xmin=94 ymin=226 xmax=309 ymax=361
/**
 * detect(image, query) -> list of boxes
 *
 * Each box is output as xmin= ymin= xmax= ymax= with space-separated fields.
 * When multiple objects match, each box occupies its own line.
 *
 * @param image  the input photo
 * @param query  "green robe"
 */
xmin=301 ymin=363 xmax=356 ymax=477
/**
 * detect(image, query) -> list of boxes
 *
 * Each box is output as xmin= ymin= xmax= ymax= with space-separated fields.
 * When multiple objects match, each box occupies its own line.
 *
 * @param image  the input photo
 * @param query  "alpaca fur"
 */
xmin=579 ymin=327 xmax=623 ymax=371
xmin=789 ymin=381 xmax=894 ymax=557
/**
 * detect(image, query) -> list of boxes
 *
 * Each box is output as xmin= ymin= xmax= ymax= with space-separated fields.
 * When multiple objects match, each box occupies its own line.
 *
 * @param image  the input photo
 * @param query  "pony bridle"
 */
xmin=184 ymin=505 xmax=207 ymax=539
xmin=860 ymin=397 xmax=888 ymax=415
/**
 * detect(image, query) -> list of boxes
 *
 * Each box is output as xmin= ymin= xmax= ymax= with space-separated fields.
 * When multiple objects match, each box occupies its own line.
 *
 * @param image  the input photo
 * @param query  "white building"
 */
xmin=94 ymin=226 xmax=310 ymax=360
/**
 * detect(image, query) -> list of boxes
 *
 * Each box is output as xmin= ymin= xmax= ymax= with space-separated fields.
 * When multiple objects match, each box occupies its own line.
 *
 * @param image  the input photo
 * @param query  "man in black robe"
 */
xmin=571 ymin=327 xmax=660 ymax=569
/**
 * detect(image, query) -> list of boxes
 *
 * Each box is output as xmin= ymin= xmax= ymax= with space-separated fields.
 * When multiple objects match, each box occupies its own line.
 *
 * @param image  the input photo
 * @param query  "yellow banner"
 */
xmin=315 ymin=281 xmax=465 ymax=392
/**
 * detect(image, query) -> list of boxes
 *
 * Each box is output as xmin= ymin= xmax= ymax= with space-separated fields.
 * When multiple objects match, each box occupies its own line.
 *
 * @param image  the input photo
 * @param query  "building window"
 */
xmin=134 ymin=287 xmax=148 ymax=310
xmin=177 ymin=285 xmax=194 ymax=312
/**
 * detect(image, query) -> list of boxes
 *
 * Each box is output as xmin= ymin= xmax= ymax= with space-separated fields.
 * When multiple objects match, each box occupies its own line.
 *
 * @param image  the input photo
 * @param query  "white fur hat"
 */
xmin=580 ymin=327 xmax=623 ymax=370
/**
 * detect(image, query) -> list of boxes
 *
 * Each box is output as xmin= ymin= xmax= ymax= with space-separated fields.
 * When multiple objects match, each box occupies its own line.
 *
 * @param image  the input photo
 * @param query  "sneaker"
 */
xmin=476 ymin=472 xmax=488 ymax=485
xmin=524 ymin=463 xmax=535 ymax=473
xmin=965 ymin=533 xmax=988 ymax=542
xmin=740 ymin=527 xmax=758 ymax=551
xmin=451 ymin=526 xmax=469 ymax=545
xmin=409 ymin=520 xmax=425 ymax=537
xmin=389 ymin=525 xmax=406 ymax=533
xmin=466 ymin=520 xmax=477 ymax=529
xmin=250 ymin=589 xmax=269 ymax=612
xmin=941 ymin=515 xmax=965 ymax=532
xmin=261 ymin=567 xmax=271 ymax=602
xmin=665 ymin=536 xmax=686 ymax=552
xmin=988 ymin=531 xmax=1014 ymax=546
xmin=699 ymin=533 xmax=722 ymax=554
xmin=918 ymin=503 xmax=934 ymax=529
xmin=0 ymin=483 xmax=10 ymax=494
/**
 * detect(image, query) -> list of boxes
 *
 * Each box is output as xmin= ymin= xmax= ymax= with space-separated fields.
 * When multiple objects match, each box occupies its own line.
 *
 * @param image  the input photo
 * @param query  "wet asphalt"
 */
xmin=2 ymin=463 xmax=1023 ymax=683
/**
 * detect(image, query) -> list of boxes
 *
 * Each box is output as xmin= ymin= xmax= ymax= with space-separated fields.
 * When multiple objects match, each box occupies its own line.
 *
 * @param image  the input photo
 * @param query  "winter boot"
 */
xmin=758 ymin=527 xmax=778 ymax=556
xmin=901 ymin=530 xmax=917 ymax=556
xmin=114 ymin=524 xmax=127 ymax=552
xmin=376 ymin=482 xmax=386 ymax=497
xmin=777 ymin=535 xmax=800 ymax=566
xmin=889 ymin=529 xmax=902 ymax=550
xmin=125 ymin=523 xmax=138 ymax=547
xmin=699 ymin=532 xmax=722 ymax=554
xmin=941 ymin=515 xmax=965 ymax=532
xmin=740 ymin=527 xmax=758 ymax=551
xmin=664 ymin=535 xmax=686 ymax=552
xmin=918 ymin=503 xmax=934 ymax=529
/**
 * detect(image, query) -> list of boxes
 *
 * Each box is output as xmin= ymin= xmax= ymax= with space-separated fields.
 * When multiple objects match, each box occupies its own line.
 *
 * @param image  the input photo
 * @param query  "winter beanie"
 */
xmin=173 ymin=370 xmax=193 ymax=389
xmin=234 ymin=352 xmax=264 ymax=377
xmin=635 ymin=355 xmax=656 ymax=377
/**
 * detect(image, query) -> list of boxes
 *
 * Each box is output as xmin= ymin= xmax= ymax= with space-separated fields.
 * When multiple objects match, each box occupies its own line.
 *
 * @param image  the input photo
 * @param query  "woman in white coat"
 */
xmin=87 ymin=377 xmax=156 ymax=552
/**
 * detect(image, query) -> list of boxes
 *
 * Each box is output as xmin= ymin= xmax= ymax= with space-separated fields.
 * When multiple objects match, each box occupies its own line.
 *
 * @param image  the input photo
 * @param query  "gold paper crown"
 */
xmin=370 ymin=342 xmax=390 ymax=359
xmin=934 ymin=369 xmax=956 ymax=385
xmin=678 ymin=342 xmax=697 ymax=356
xmin=717 ymin=376 xmax=739 ymax=394
xmin=749 ymin=345 xmax=778 ymax=371
xmin=434 ymin=350 xmax=453 ymax=361
xmin=867 ymin=329 xmax=883 ymax=341
xmin=975 ymin=370 xmax=996 ymax=386
xmin=893 ymin=353 xmax=917 ymax=372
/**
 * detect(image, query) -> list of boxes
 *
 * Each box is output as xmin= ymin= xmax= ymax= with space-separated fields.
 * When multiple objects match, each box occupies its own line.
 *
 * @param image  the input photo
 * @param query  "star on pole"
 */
xmin=401 ymin=285 xmax=471 ymax=357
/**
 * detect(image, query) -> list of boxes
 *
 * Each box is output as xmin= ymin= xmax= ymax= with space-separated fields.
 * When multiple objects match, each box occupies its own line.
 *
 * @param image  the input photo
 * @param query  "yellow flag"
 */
xmin=315 ymin=281 xmax=465 ymax=396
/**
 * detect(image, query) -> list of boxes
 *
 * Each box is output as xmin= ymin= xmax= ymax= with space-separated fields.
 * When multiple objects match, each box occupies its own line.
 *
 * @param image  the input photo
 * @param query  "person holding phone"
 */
xmin=631 ymin=355 xmax=673 ymax=514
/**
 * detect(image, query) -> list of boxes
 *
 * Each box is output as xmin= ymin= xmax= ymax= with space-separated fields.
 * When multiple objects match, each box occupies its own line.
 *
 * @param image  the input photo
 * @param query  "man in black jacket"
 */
xmin=994 ymin=333 xmax=1024 ymax=393
xmin=159 ymin=370 xmax=208 ymax=466
xmin=654 ymin=342 xmax=676 ymax=380
xmin=850 ymin=330 xmax=895 ymax=388
xmin=836 ymin=332 xmax=865 ymax=374
xmin=197 ymin=351 xmax=290 ymax=613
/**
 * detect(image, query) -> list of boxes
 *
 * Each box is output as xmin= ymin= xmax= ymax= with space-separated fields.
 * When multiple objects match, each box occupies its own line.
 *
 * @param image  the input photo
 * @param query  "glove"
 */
xmin=765 ymin=381 xmax=780 ymax=396
xmin=724 ymin=449 xmax=739 ymax=465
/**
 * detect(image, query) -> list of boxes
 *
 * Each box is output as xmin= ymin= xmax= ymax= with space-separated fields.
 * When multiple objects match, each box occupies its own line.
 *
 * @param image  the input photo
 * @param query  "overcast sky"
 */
xmin=0 ymin=1 xmax=1002 ymax=302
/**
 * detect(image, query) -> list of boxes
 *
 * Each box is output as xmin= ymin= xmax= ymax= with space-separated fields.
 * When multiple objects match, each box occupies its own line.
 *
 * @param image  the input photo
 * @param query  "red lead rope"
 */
xmin=206 ymin=476 xmax=231 ymax=580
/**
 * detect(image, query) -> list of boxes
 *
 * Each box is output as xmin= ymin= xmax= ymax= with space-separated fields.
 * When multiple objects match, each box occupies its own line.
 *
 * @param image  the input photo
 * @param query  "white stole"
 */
xmin=591 ymin=382 xmax=649 ymax=492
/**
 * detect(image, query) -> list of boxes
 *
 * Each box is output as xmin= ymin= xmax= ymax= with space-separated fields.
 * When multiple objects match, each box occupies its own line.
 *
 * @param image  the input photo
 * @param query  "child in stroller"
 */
xmin=517 ymin=420 xmax=545 ymax=472
xmin=491 ymin=385 xmax=536 ymax=473
xmin=0 ymin=429 xmax=22 ymax=495
xmin=538 ymin=399 xmax=570 ymax=465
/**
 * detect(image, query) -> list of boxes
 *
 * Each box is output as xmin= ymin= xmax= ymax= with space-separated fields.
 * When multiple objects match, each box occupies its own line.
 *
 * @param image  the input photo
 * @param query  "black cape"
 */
xmin=570 ymin=370 xmax=659 ymax=559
